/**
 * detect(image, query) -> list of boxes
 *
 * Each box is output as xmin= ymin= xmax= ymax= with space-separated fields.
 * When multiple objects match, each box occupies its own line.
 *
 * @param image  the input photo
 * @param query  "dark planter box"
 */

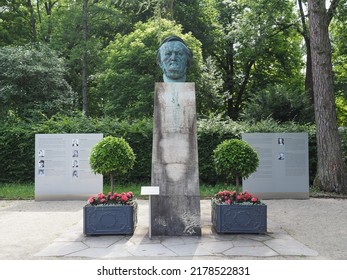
xmin=83 ymin=203 xmax=137 ymax=236
xmin=211 ymin=201 xmax=267 ymax=234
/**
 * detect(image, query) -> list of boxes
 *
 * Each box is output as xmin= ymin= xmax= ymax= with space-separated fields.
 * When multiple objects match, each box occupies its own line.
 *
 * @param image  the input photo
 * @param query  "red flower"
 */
xmin=97 ymin=193 xmax=105 ymax=199
xmin=214 ymin=190 xmax=262 ymax=205
xmin=251 ymin=197 xmax=258 ymax=203
xmin=127 ymin=191 xmax=133 ymax=198
xmin=121 ymin=194 xmax=128 ymax=202
xmin=87 ymin=191 xmax=135 ymax=206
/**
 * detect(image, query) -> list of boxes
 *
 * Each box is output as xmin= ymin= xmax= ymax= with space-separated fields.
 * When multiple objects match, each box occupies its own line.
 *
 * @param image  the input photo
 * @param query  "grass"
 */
xmin=0 ymin=182 xmax=233 ymax=200
xmin=0 ymin=183 xmax=35 ymax=200
xmin=2 ymin=182 xmax=344 ymax=200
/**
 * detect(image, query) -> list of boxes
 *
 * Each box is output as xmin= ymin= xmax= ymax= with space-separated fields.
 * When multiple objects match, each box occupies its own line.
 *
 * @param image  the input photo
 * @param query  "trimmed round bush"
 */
xmin=213 ymin=139 xmax=259 ymax=192
xmin=90 ymin=136 xmax=136 ymax=193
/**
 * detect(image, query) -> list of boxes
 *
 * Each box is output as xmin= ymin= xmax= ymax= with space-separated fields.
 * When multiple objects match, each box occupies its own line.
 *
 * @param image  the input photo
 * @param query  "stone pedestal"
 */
xmin=151 ymin=83 xmax=201 ymax=236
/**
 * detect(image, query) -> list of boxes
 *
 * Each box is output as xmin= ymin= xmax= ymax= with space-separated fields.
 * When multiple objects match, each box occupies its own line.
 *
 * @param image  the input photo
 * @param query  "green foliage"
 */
xmin=0 ymin=120 xmax=36 ymax=183
xmin=331 ymin=3 xmax=347 ymax=100
xmin=93 ymin=19 xmax=203 ymax=118
xmin=0 ymin=43 xmax=76 ymax=120
xmin=0 ymin=0 xmax=32 ymax=46
xmin=197 ymin=116 xmax=317 ymax=184
xmin=336 ymin=95 xmax=347 ymax=127
xmin=213 ymin=139 xmax=259 ymax=190
xmin=0 ymin=115 xmax=321 ymax=185
xmin=197 ymin=116 xmax=244 ymax=183
xmin=196 ymin=0 xmax=304 ymax=119
xmin=90 ymin=136 xmax=136 ymax=193
xmin=242 ymin=84 xmax=314 ymax=124
xmin=90 ymin=136 xmax=136 ymax=176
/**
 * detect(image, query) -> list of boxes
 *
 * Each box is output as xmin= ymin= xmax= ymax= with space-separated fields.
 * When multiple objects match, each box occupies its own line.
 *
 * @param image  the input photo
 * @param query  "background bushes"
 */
xmin=0 ymin=115 xmax=318 ymax=184
xmin=197 ymin=117 xmax=317 ymax=184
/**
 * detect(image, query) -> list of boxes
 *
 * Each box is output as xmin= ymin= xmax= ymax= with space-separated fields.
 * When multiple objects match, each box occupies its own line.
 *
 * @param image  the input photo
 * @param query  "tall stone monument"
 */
xmin=151 ymin=36 xmax=201 ymax=236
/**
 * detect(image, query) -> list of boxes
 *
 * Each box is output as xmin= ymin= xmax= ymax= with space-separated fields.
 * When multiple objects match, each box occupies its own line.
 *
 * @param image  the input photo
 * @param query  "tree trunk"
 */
xmin=26 ymin=0 xmax=37 ymax=41
xmin=44 ymin=1 xmax=57 ymax=42
xmin=110 ymin=173 xmax=114 ymax=194
xmin=225 ymin=42 xmax=236 ymax=119
xmin=82 ymin=0 xmax=89 ymax=117
xmin=298 ymin=0 xmax=314 ymax=103
xmin=235 ymin=175 xmax=240 ymax=194
xmin=308 ymin=0 xmax=346 ymax=193
xmin=305 ymin=37 xmax=314 ymax=103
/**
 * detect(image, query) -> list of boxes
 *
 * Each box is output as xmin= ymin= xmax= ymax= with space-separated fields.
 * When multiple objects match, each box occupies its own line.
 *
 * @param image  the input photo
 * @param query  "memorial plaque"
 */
xmin=35 ymin=134 xmax=103 ymax=200
xmin=242 ymin=133 xmax=309 ymax=199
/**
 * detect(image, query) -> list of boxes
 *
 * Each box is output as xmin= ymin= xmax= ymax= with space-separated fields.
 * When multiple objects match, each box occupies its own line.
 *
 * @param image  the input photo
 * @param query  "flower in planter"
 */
xmin=213 ymin=190 xmax=262 ymax=205
xmin=211 ymin=190 xmax=267 ymax=233
xmin=87 ymin=191 xmax=135 ymax=206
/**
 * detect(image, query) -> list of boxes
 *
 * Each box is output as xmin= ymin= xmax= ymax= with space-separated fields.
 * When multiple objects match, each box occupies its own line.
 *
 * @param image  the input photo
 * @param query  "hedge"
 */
xmin=0 ymin=115 xmax=319 ymax=184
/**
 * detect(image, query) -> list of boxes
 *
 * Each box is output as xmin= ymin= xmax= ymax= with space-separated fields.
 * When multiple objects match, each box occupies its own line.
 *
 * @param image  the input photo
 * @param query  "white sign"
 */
xmin=141 ymin=186 xmax=160 ymax=195
xmin=35 ymin=134 xmax=103 ymax=200
xmin=242 ymin=133 xmax=309 ymax=199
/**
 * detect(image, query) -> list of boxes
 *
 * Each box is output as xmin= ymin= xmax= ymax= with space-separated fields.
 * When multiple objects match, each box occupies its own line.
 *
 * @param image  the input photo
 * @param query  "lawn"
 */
xmin=0 ymin=182 xmax=231 ymax=200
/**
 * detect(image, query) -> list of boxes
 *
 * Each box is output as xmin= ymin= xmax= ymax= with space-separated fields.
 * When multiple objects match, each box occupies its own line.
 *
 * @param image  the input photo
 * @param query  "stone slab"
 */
xmin=265 ymin=239 xmax=318 ymax=256
xmin=34 ymin=241 xmax=88 ymax=257
xmin=33 ymin=200 xmax=319 ymax=259
xmin=166 ymin=243 xmax=213 ymax=256
xmin=151 ymin=83 xmax=200 ymax=236
xmin=127 ymin=244 xmax=177 ymax=257
xmin=223 ymin=245 xmax=279 ymax=257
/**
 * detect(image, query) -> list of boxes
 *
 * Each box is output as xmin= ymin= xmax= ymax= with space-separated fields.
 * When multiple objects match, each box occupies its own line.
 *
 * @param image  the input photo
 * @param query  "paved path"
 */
xmin=1 ymin=198 xmax=346 ymax=260
xmin=34 ymin=200 xmax=317 ymax=259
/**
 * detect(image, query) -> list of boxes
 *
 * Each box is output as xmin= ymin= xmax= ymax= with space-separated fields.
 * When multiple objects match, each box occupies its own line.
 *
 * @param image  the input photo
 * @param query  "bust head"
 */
xmin=157 ymin=36 xmax=193 ymax=82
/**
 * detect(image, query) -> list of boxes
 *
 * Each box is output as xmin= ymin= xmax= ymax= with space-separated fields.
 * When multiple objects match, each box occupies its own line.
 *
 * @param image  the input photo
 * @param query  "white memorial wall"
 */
xmin=35 ymin=134 xmax=103 ymax=200
xmin=242 ymin=133 xmax=309 ymax=199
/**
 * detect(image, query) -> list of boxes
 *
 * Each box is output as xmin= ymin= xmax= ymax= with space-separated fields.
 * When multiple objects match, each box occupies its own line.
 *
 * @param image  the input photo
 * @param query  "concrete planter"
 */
xmin=211 ymin=201 xmax=267 ymax=234
xmin=83 ymin=202 xmax=137 ymax=236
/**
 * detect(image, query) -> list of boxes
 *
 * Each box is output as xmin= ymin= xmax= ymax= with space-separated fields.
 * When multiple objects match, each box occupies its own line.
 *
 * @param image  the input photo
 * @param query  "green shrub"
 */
xmin=242 ymin=84 xmax=314 ymax=124
xmin=213 ymin=139 xmax=259 ymax=193
xmin=0 ymin=119 xmax=37 ymax=182
xmin=0 ymin=115 xmax=320 ymax=185
xmin=90 ymin=136 xmax=136 ymax=194
xmin=197 ymin=116 xmax=244 ymax=183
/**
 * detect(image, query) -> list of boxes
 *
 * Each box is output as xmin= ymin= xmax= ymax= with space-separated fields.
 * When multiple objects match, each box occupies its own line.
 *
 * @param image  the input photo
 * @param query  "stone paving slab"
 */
xmin=34 ymin=200 xmax=319 ymax=259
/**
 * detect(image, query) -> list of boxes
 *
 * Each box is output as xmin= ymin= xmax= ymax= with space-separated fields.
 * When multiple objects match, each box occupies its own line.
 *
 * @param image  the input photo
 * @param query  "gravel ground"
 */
xmin=265 ymin=197 xmax=347 ymax=259
xmin=0 ymin=198 xmax=346 ymax=260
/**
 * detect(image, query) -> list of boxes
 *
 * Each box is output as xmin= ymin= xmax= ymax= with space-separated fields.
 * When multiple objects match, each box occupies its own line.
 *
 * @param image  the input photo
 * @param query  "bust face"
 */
xmin=159 ymin=41 xmax=189 ymax=82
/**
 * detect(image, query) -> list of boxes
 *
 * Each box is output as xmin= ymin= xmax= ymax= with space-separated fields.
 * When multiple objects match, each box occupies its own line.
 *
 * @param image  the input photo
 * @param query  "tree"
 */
xmin=297 ymin=0 xmax=314 ymax=103
xmin=213 ymin=139 xmax=259 ymax=193
xmin=82 ymin=0 xmax=89 ymax=116
xmin=330 ymin=1 xmax=347 ymax=99
xmin=93 ymin=19 xmax=203 ymax=119
xmin=195 ymin=0 xmax=303 ymax=120
xmin=242 ymin=84 xmax=314 ymax=124
xmin=308 ymin=0 xmax=347 ymax=193
xmin=47 ymin=0 xmax=147 ymax=117
xmin=89 ymin=136 xmax=136 ymax=194
xmin=0 ymin=43 xmax=76 ymax=119
xmin=0 ymin=0 xmax=34 ymax=45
